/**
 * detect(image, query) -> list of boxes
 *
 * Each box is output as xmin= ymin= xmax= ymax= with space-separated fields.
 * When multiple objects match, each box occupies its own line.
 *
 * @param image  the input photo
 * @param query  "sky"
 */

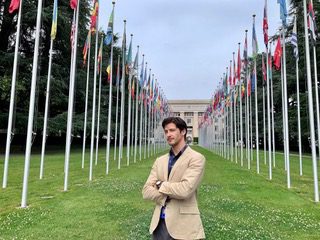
xmin=99 ymin=0 xmax=284 ymax=100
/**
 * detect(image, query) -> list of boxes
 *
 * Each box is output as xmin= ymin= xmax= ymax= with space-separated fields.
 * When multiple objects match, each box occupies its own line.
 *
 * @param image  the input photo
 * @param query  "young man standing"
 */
xmin=142 ymin=117 xmax=206 ymax=239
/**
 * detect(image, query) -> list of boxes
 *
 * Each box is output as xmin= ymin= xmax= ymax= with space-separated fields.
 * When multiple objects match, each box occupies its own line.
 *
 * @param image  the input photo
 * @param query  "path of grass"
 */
xmin=0 ymin=146 xmax=320 ymax=239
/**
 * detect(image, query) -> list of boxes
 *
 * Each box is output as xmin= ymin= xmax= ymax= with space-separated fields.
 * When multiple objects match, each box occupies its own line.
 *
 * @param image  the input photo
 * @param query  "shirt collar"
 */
xmin=169 ymin=144 xmax=188 ymax=158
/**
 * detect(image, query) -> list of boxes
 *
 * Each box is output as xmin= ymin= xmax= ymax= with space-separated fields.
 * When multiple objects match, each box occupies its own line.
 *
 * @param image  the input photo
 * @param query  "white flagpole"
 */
xmin=263 ymin=83 xmax=266 ymax=165
xmin=239 ymin=48 xmax=243 ymax=166
xmin=89 ymin=11 xmax=99 ymax=181
xmin=95 ymin=37 xmax=104 ymax=166
xmin=21 ymin=0 xmax=45 ymax=207
xmin=254 ymin=59 xmax=259 ymax=173
xmin=118 ymin=20 xmax=127 ymax=169
xmin=233 ymin=52 xmax=238 ymax=164
xmin=230 ymin=61 xmax=234 ymax=162
xmin=106 ymin=2 xmax=115 ymax=174
xmin=302 ymin=0 xmax=319 ymax=202
xmin=282 ymin=28 xmax=291 ymax=188
xmin=3 ymin=0 xmax=23 ymax=189
xmin=269 ymin=45 xmax=276 ymax=167
xmin=40 ymin=37 xmax=54 ymax=179
xmin=126 ymin=34 xmax=133 ymax=165
xmin=82 ymin=32 xmax=91 ymax=169
xmin=296 ymin=56 xmax=302 ymax=175
xmin=249 ymin=81 xmax=253 ymax=169
xmin=114 ymin=55 xmax=120 ymax=161
xmin=246 ymin=69 xmax=250 ymax=168
xmin=139 ymin=56 xmax=145 ymax=161
xmin=131 ymin=91 xmax=135 ymax=157
xmin=134 ymin=46 xmax=140 ymax=163
xmin=266 ymin=42 xmax=272 ymax=180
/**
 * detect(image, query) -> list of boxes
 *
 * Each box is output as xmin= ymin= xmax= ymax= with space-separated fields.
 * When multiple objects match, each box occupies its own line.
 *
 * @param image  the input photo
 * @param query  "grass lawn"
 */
xmin=0 ymin=146 xmax=320 ymax=239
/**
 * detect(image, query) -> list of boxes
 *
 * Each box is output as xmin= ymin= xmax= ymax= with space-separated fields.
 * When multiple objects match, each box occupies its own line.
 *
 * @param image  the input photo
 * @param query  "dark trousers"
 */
xmin=152 ymin=219 xmax=174 ymax=240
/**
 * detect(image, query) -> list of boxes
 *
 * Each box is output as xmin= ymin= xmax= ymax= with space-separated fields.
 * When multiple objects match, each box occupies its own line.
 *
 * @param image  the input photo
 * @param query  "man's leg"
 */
xmin=152 ymin=219 xmax=174 ymax=240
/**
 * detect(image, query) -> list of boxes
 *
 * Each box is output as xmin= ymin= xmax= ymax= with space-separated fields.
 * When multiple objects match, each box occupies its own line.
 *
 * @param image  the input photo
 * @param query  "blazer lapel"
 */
xmin=168 ymin=147 xmax=190 ymax=180
xmin=163 ymin=153 xmax=169 ymax=181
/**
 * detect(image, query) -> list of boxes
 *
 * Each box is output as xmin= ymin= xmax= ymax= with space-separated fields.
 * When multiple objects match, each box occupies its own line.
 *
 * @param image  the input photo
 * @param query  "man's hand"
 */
xmin=155 ymin=180 xmax=162 ymax=189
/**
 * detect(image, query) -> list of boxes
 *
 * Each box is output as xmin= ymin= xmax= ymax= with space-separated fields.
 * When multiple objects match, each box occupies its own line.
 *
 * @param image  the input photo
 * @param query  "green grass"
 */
xmin=0 ymin=146 xmax=320 ymax=239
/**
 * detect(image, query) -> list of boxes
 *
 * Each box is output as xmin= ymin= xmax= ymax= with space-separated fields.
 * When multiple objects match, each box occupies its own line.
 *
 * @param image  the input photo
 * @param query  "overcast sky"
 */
xmin=100 ymin=0 xmax=284 ymax=100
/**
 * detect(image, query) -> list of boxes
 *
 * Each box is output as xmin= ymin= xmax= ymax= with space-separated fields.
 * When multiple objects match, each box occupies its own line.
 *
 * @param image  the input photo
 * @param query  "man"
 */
xmin=142 ymin=117 xmax=206 ymax=239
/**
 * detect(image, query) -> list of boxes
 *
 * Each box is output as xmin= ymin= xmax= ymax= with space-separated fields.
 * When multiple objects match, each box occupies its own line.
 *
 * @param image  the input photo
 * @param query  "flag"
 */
xmin=70 ymin=13 xmax=76 ymax=49
xmin=308 ymin=1 xmax=317 ymax=44
xmin=97 ymin=39 xmax=103 ymax=74
xmin=229 ymin=62 xmax=232 ymax=87
xmin=268 ymin=49 xmax=273 ymax=80
xmin=237 ymin=45 xmax=241 ymax=82
xmin=126 ymin=36 xmax=132 ymax=74
xmin=131 ymin=78 xmax=135 ymax=100
xmin=82 ymin=30 xmax=91 ymax=65
xmin=263 ymin=0 xmax=268 ymax=47
xmin=90 ymin=0 xmax=99 ymax=33
xmin=9 ymin=0 xmax=20 ymax=13
xmin=273 ymin=37 xmax=282 ymax=70
xmin=233 ymin=53 xmax=236 ymax=86
xmin=277 ymin=0 xmax=287 ymax=27
xmin=247 ymin=71 xmax=251 ymax=96
xmin=50 ymin=0 xmax=58 ymax=40
xmin=241 ymin=83 xmax=245 ymax=99
xmin=106 ymin=64 xmax=111 ymax=83
xmin=291 ymin=16 xmax=299 ymax=60
xmin=139 ymin=57 xmax=144 ymax=87
xmin=262 ymin=53 xmax=267 ymax=86
xmin=252 ymin=18 xmax=258 ymax=58
xmin=70 ymin=0 xmax=77 ymax=10
xmin=243 ymin=33 xmax=248 ymax=67
xmin=104 ymin=8 xmax=114 ymax=45
xmin=251 ymin=67 xmax=255 ymax=93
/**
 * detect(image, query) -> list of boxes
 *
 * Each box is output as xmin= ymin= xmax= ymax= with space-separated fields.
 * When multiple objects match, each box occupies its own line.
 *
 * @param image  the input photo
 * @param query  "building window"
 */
xmin=198 ymin=112 xmax=204 ymax=116
xmin=185 ymin=112 xmax=194 ymax=117
xmin=173 ymin=112 xmax=180 ymax=116
xmin=187 ymin=118 xmax=192 ymax=124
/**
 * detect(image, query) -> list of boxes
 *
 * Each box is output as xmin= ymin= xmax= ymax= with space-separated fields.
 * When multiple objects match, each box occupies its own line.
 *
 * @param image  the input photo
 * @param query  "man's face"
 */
xmin=164 ymin=123 xmax=185 ymax=147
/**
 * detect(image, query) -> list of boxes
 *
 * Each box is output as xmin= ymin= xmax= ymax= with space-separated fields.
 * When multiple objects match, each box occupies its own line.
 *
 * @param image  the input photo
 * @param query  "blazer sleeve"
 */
xmin=142 ymin=158 xmax=167 ymax=206
xmin=158 ymin=154 xmax=205 ymax=200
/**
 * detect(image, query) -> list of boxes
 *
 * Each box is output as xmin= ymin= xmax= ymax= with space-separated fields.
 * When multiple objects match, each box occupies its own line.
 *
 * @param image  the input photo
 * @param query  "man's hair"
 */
xmin=162 ymin=117 xmax=187 ymax=140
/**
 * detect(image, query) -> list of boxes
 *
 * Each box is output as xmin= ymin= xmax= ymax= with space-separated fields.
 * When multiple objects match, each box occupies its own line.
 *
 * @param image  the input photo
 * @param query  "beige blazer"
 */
xmin=142 ymin=146 xmax=205 ymax=240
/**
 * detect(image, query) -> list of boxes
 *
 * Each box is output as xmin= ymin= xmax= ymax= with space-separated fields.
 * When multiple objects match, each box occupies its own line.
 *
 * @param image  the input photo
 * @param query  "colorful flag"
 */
xmin=106 ymin=64 xmax=111 ymax=83
xmin=263 ymin=0 xmax=268 ymax=47
xmin=126 ymin=36 xmax=132 ymax=74
xmin=243 ymin=33 xmax=248 ymax=67
xmin=252 ymin=18 xmax=258 ymax=58
xmin=262 ymin=53 xmax=267 ymax=86
xmin=50 ymin=0 xmax=58 ymax=40
xmin=308 ymin=1 xmax=317 ymax=44
xmin=251 ymin=67 xmax=255 ymax=93
xmin=237 ymin=45 xmax=241 ymax=82
xmin=229 ymin=61 xmax=232 ymax=87
xmin=90 ymin=0 xmax=99 ymax=33
xmin=247 ymin=72 xmax=251 ymax=96
xmin=268 ymin=49 xmax=273 ymax=80
xmin=70 ymin=13 xmax=76 ymax=49
xmin=97 ymin=39 xmax=103 ymax=74
xmin=273 ymin=37 xmax=282 ymax=70
xmin=70 ymin=0 xmax=77 ymax=10
xmin=131 ymin=78 xmax=135 ymax=100
xmin=82 ymin=30 xmax=91 ymax=65
xmin=9 ymin=0 xmax=20 ymax=13
xmin=277 ymin=0 xmax=287 ymax=27
xmin=104 ymin=8 xmax=114 ymax=45
xmin=233 ymin=53 xmax=236 ymax=86
xmin=291 ymin=16 xmax=299 ymax=60
xmin=139 ymin=57 xmax=144 ymax=87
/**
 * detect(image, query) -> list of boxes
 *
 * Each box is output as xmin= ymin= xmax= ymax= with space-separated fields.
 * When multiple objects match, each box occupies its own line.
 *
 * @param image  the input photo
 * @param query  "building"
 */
xmin=168 ymin=99 xmax=210 ymax=142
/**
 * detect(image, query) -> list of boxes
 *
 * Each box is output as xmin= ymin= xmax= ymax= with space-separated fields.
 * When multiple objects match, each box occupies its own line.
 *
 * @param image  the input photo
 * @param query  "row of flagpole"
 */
xmin=2 ymin=0 xmax=171 ymax=208
xmin=199 ymin=0 xmax=319 ymax=202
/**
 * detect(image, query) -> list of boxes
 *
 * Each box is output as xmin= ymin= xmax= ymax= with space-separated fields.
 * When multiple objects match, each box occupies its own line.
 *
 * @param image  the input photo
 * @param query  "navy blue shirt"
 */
xmin=160 ymin=144 xmax=188 ymax=219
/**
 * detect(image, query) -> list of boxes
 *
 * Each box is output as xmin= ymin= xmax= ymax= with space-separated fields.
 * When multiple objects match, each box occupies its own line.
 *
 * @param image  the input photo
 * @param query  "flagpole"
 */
xmin=230 ymin=61 xmax=234 ymax=162
xmin=239 ymin=43 xmax=243 ymax=167
xmin=40 ymin=37 xmax=54 ymax=179
xmin=89 ymin=7 xmax=99 ymax=181
xmin=134 ymin=48 xmax=140 ymax=163
xmin=139 ymin=56 xmax=145 ymax=161
xmin=126 ymin=34 xmax=133 ymax=165
xmin=233 ymin=52 xmax=238 ymax=164
xmin=266 ymin=40 xmax=272 ymax=180
xmin=3 ymin=0 xmax=23 ymax=189
xmin=114 ymin=55 xmax=120 ymax=161
xmin=82 ymin=31 xmax=91 ymax=169
xmin=106 ymin=2 xmax=115 ymax=174
xmin=282 ymin=27 xmax=291 ymax=188
xmin=246 ymin=66 xmax=250 ymax=168
xmin=269 ymin=46 xmax=276 ymax=167
xmin=21 ymin=0 xmax=45 ymax=207
xmin=249 ymin=80 xmax=253 ymax=169
xmin=95 ymin=37 xmax=104 ymax=166
xmin=118 ymin=20 xmax=127 ymax=169
xmin=254 ymin=56 xmax=259 ymax=173
xmin=302 ymin=0 xmax=319 ymax=202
